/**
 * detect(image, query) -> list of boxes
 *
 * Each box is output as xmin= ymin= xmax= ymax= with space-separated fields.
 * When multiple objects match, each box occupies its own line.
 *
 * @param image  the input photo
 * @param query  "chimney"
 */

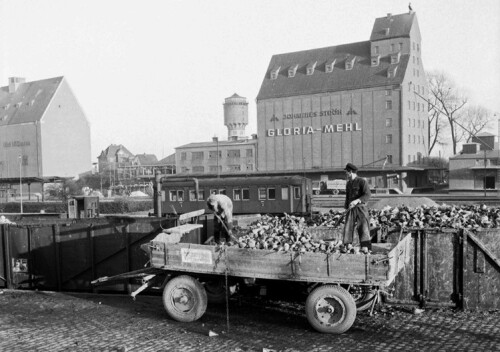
xmin=251 ymin=134 xmax=258 ymax=140
xmin=8 ymin=77 xmax=26 ymax=93
xmin=387 ymin=13 xmax=392 ymax=19
xmin=212 ymin=136 xmax=218 ymax=143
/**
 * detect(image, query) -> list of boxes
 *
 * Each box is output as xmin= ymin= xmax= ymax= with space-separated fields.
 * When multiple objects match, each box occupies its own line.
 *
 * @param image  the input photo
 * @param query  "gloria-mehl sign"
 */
xmin=267 ymin=123 xmax=361 ymax=136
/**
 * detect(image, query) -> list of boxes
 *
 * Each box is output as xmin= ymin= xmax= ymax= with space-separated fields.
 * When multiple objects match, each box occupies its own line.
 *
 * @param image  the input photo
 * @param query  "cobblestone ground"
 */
xmin=0 ymin=289 xmax=499 ymax=352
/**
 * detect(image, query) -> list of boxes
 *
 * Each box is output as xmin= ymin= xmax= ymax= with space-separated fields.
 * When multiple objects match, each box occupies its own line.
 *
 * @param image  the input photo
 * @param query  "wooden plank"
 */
xmin=467 ymin=232 xmax=500 ymax=271
xmin=386 ymin=233 xmax=411 ymax=285
xmin=178 ymin=209 xmax=205 ymax=222
xmin=150 ymin=242 xmax=390 ymax=284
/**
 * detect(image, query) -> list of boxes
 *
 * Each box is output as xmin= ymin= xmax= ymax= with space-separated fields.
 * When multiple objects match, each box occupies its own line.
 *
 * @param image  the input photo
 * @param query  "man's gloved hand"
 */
xmin=349 ymin=199 xmax=361 ymax=208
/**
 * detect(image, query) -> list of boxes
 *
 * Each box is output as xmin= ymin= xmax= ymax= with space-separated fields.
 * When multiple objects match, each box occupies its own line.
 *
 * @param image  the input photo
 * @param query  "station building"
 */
xmin=256 ymin=10 xmax=429 ymax=190
xmin=0 ymin=77 xmax=91 ymax=200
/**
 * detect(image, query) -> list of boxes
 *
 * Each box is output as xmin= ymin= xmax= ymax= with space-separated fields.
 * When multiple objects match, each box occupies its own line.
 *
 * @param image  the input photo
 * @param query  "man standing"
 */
xmin=207 ymin=194 xmax=233 ymax=244
xmin=343 ymin=163 xmax=372 ymax=251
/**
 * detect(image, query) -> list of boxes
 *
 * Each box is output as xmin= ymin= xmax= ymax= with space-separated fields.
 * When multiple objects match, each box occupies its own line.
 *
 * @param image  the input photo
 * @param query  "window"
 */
xmin=294 ymin=187 xmax=301 ymax=199
xmin=246 ymin=149 xmax=253 ymax=157
xmin=192 ymin=166 xmax=204 ymax=173
xmin=306 ymin=61 xmax=317 ymax=75
xmin=385 ymin=134 xmax=393 ymax=144
xmin=210 ymin=189 xmax=226 ymax=195
xmin=413 ymin=119 xmax=415 ymax=127
xmin=413 ymin=42 xmax=416 ymax=50
xmin=418 ymin=135 xmax=421 ymax=144
xmin=227 ymin=149 xmax=240 ymax=158
xmin=417 ymin=57 xmax=420 ymax=65
xmin=288 ymin=64 xmax=298 ymax=78
xmin=270 ymin=66 xmax=280 ymax=80
xmin=197 ymin=190 xmax=205 ymax=201
xmin=386 ymin=154 xmax=393 ymax=164
xmin=246 ymin=164 xmax=254 ymax=171
xmin=417 ymin=120 xmax=421 ymax=128
xmin=189 ymin=190 xmax=197 ymax=201
xmin=242 ymin=189 xmax=250 ymax=200
xmin=386 ymin=101 xmax=392 ymax=109
xmin=169 ymin=190 xmax=184 ymax=201
xmin=281 ymin=187 xmax=289 ymax=200
xmin=413 ymin=135 xmax=415 ymax=143
xmin=267 ymin=188 xmax=276 ymax=200
xmin=399 ymin=43 xmax=403 ymax=51
xmin=385 ymin=118 xmax=392 ymax=127
xmin=181 ymin=166 xmax=189 ymax=173
xmin=408 ymin=118 xmax=411 ymax=127
xmin=326 ymin=59 xmax=336 ymax=72
xmin=233 ymin=189 xmax=242 ymax=200
xmin=228 ymin=165 xmax=241 ymax=171
xmin=413 ymin=102 xmax=416 ymax=110
xmin=413 ymin=56 xmax=415 ymax=64
xmin=374 ymin=46 xmax=379 ymax=55
xmin=417 ymin=43 xmax=420 ymax=52
xmin=209 ymin=165 xmax=221 ymax=173
xmin=180 ymin=152 xmax=187 ymax=161
xmin=390 ymin=44 xmax=394 ymax=52
xmin=417 ymin=70 xmax=419 ymax=77
xmin=417 ymin=103 xmax=420 ymax=112
xmin=385 ymin=89 xmax=392 ymax=96
xmin=209 ymin=150 xmax=222 ymax=159
xmin=192 ymin=151 xmax=204 ymax=160
xmin=371 ymin=56 xmax=380 ymax=67
xmin=258 ymin=188 xmax=267 ymax=200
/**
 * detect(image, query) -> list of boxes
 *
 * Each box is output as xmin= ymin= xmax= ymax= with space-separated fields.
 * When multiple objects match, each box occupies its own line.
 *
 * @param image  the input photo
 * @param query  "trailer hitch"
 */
xmin=371 ymin=256 xmax=393 ymax=265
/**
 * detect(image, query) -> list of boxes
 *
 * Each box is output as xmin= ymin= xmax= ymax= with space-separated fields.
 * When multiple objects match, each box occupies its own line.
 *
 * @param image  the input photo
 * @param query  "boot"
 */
xmin=360 ymin=240 xmax=372 ymax=251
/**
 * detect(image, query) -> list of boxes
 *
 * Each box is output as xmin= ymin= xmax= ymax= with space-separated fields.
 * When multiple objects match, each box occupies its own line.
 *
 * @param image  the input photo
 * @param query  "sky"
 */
xmin=1 ymin=0 xmax=499 ymax=161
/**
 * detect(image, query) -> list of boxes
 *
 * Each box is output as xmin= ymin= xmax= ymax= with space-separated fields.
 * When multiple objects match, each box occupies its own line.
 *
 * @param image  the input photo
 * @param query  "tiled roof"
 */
xmin=0 ymin=77 xmax=63 ymax=126
xmin=136 ymin=153 xmax=158 ymax=165
xmin=99 ymin=144 xmax=134 ymax=158
xmin=157 ymin=153 xmax=176 ymax=165
xmin=256 ymin=41 xmax=410 ymax=100
xmin=370 ymin=12 xmax=415 ymax=41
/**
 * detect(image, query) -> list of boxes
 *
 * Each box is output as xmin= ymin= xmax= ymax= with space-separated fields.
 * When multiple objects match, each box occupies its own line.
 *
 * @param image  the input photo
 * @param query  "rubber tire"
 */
xmin=348 ymin=285 xmax=377 ymax=312
xmin=162 ymin=275 xmax=207 ymax=322
xmin=305 ymin=285 xmax=357 ymax=334
xmin=204 ymin=278 xmax=227 ymax=304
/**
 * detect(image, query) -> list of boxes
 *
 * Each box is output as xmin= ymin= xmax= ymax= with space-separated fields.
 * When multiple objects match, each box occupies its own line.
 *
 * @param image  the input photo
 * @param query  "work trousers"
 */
xmin=214 ymin=216 xmax=231 ymax=244
xmin=343 ymin=204 xmax=371 ymax=246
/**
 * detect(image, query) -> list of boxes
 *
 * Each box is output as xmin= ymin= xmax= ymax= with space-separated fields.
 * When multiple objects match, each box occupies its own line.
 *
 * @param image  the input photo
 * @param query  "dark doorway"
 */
xmin=485 ymin=176 xmax=495 ymax=189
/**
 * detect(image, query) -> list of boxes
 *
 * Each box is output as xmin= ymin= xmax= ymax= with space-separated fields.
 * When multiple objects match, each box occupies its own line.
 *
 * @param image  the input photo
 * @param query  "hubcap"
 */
xmin=315 ymin=296 xmax=345 ymax=326
xmin=171 ymin=286 xmax=195 ymax=313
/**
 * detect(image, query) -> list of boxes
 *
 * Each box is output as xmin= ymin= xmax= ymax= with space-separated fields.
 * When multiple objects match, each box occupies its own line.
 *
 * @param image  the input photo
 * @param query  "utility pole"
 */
xmin=18 ymin=155 xmax=23 ymax=214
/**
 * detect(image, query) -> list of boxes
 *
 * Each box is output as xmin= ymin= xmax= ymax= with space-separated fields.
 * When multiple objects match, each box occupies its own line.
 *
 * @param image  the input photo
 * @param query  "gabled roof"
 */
xmin=99 ymin=144 xmax=134 ymax=159
xmin=257 ymin=41 xmax=409 ymax=100
xmin=0 ymin=77 xmax=64 ymax=126
xmin=370 ymin=12 xmax=415 ymax=41
xmin=157 ymin=153 xmax=176 ymax=165
xmin=136 ymin=153 xmax=158 ymax=165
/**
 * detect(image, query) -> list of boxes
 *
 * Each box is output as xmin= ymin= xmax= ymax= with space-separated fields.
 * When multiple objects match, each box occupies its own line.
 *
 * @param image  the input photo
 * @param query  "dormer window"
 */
xmin=325 ymin=59 xmax=336 ymax=73
xmin=306 ymin=61 xmax=317 ymax=75
xmin=288 ymin=64 xmax=298 ymax=78
xmin=385 ymin=28 xmax=390 ymax=36
xmin=387 ymin=65 xmax=398 ymax=78
xmin=390 ymin=52 xmax=401 ymax=64
xmin=270 ymin=66 xmax=281 ymax=80
xmin=371 ymin=55 xmax=380 ymax=67
xmin=345 ymin=56 xmax=355 ymax=70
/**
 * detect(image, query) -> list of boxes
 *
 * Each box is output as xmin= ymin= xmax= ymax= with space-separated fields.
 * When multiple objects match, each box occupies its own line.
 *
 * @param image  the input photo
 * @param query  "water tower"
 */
xmin=224 ymin=93 xmax=248 ymax=140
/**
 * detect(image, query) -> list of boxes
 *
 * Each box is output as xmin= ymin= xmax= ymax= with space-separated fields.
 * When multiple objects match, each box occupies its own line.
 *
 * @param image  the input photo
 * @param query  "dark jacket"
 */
xmin=344 ymin=177 xmax=371 ymax=209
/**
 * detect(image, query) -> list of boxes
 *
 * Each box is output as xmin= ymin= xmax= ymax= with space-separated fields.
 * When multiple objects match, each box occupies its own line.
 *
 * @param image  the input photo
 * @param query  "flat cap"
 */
xmin=344 ymin=163 xmax=358 ymax=172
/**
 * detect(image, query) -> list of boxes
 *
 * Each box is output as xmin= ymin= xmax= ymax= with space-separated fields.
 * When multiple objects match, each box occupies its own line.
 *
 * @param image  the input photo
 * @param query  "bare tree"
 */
xmin=426 ymin=89 xmax=448 ymax=154
xmin=427 ymin=71 xmax=468 ymax=155
xmin=462 ymin=105 xmax=493 ymax=144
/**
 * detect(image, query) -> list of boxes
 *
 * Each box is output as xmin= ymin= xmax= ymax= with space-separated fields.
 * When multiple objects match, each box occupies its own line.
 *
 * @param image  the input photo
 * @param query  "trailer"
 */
xmin=92 ymin=210 xmax=410 ymax=334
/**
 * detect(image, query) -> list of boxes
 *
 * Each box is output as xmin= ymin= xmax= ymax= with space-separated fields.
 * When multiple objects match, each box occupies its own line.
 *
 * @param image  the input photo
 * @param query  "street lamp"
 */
xmin=18 ymin=154 xmax=23 ymax=214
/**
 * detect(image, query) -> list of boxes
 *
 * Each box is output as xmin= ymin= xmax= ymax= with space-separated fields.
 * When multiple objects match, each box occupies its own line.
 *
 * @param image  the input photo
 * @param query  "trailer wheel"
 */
xmin=305 ymin=285 xmax=356 ymax=334
xmin=162 ymin=275 xmax=207 ymax=322
xmin=348 ymin=285 xmax=376 ymax=312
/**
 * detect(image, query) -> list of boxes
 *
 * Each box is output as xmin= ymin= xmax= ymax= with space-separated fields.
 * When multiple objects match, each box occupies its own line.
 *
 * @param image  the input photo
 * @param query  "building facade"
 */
xmin=256 ymin=11 xmax=429 ymax=188
xmin=175 ymin=94 xmax=258 ymax=176
xmin=0 ymin=76 xmax=91 ymax=196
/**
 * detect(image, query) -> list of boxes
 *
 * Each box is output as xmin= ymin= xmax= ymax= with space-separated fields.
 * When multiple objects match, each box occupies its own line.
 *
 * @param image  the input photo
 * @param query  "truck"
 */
xmin=92 ymin=210 xmax=409 ymax=334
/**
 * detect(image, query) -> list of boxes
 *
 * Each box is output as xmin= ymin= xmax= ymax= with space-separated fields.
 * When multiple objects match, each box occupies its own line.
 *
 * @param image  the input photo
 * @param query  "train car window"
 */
xmin=242 ymin=188 xmax=250 ymax=200
xmin=219 ymin=189 xmax=227 ymax=195
xmin=210 ymin=189 xmax=227 ymax=195
xmin=293 ymin=187 xmax=301 ymax=199
xmin=189 ymin=190 xmax=197 ymax=201
xmin=169 ymin=190 xmax=178 ymax=201
xmin=197 ymin=190 xmax=205 ymax=201
xmin=281 ymin=187 xmax=289 ymax=200
xmin=161 ymin=190 xmax=166 ymax=202
xmin=177 ymin=190 xmax=184 ymax=202
xmin=267 ymin=188 xmax=276 ymax=200
xmin=258 ymin=188 xmax=266 ymax=200
xmin=233 ymin=189 xmax=241 ymax=200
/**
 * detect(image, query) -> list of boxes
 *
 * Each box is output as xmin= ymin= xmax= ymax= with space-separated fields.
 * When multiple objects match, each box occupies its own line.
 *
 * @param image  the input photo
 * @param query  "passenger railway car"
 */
xmin=157 ymin=176 xmax=312 ymax=216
